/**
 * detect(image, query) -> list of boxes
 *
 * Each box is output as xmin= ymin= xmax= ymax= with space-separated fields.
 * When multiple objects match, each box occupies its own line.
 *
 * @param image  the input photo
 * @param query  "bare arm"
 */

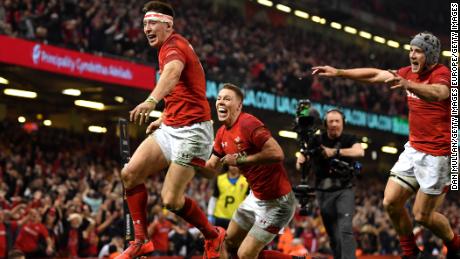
xmin=146 ymin=113 xmax=164 ymax=134
xmin=243 ymin=137 xmax=284 ymax=165
xmin=313 ymin=66 xmax=394 ymax=84
xmin=16 ymin=214 xmax=30 ymax=226
xmin=338 ymin=143 xmax=365 ymax=158
xmin=147 ymin=220 xmax=157 ymax=237
xmin=322 ymin=142 xmax=365 ymax=158
xmin=222 ymin=137 xmax=284 ymax=166
xmin=97 ymin=211 xmax=119 ymax=233
xmin=388 ymin=77 xmax=450 ymax=101
xmin=296 ymin=153 xmax=307 ymax=171
xmin=150 ymin=60 xmax=184 ymax=101
xmin=45 ymin=236 xmax=54 ymax=255
xmin=196 ymin=155 xmax=222 ymax=179
xmin=407 ymin=82 xmax=450 ymax=101
xmin=10 ymin=203 xmax=26 ymax=216
xmin=130 ymin=60 xmax=184 ymax=124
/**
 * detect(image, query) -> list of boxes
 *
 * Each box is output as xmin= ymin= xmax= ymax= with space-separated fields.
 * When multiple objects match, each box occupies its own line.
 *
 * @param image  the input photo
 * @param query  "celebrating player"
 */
xmin=312 ymin=32 xmax=458 ymax=259
xmin=201 ymin=83 xmax=309 ymax=259
xmin=117 ymin=1 xmax=225 ymax=258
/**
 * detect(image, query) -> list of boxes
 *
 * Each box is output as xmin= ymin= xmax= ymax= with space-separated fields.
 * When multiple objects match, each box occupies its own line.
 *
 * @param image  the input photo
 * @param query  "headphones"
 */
xmin=323 ymin=108 xmax=346 ymax=127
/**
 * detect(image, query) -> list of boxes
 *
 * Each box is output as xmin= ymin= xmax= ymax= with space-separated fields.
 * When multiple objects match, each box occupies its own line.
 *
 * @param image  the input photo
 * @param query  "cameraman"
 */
xmin=296 ymin=108 xmax=364 ymax=259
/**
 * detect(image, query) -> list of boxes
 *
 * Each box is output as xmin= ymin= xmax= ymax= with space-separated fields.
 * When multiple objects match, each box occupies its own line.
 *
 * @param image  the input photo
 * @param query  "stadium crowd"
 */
xmin=0 ymin=0 xmax=445 ymax=116
xmin=343 ymin=0 xmax=448 ymax=35
xmin=1 ymin=121 xmax=459 ymax=258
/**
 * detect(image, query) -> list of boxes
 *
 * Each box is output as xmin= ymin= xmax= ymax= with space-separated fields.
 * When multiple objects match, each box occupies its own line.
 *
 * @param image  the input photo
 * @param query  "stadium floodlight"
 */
xmin=387 ymin=40 xmax=400 ymax=48
xmin=362 ymin=136 xmax=369 ymax=142
xmin=276 ymin=4 xmax=291 ymax=13
xmin=372 ymin=151 xmax=378 ymax=160
xmin=62 ymin=88 xmax=81 ymax=96
xmin=149 ymin=110 xmax=162 ymax=118
xmin=381 ymin=146 xmax=398 ymax=154
xmin=294 ymin=10 xmax=309 ymax=19
xmin=74 ymin=100 xmax=105 ymax=110
xmin=114 ymin=96 xmax=124 ymax=103
xmin=18 ymin=116 xmax=26 ymax=123
xmin=43 ymin=120 xmax=52 ymax=126
xmin=359 ymin=31 xmax=372 ymax=39
xmin=442 ymin=51 xmax=451 ymax=57
xmin=403 ymin=44 xmax=411 ymax=50
xmin=344 ymin=26 xmax=357 ymax=34
xmin=257 ymin=0 xmax=273 ymax=7
xmin=373 ymin=36 xmax=386 ymax=44
xmin=311 ymin=16 xmax=322 ymax=23
xmin=0 ymin=77 xmax=8 ymax=85
xmin=88 ymin=125 xmax=107 ymax=133
xmin=330 ymin=22 xmax=342 ymax=30
xmin=278 ymin=130 xmax=298 ymax=139
xmin=4 ymin=88 xmax=37 ymax=99
xmin=361 ymin=143 xmax=368 ymax=150
xmin=319 ymin=18 xmax=326 ymax=24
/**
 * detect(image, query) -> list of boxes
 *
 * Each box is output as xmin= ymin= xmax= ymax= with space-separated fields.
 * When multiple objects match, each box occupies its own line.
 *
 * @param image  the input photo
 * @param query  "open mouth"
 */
xmin=217 ymin=106 xmax=228 ymax=117
xmin=411 ymin=61 xmax=420 ymax=70
xmin=147 ymin=34 xmax=157 ymax=42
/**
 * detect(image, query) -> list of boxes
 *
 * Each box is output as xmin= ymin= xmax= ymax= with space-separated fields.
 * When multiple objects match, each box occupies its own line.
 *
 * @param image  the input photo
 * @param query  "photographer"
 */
xmin=296 ymin=108 xmax=364 ymax=259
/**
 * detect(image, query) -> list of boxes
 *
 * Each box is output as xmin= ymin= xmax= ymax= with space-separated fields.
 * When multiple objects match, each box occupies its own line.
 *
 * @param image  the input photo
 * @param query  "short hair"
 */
xmin=222 ymin=83 xmax=244 ymax=102
xmin=143 ymin=1 xmax=175 ymax=17
xmin=324 ymin=108 xmax=346 ymax=127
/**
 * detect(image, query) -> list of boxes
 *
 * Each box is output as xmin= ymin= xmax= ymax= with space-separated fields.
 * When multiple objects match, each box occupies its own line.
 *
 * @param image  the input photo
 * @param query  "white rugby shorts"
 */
xmin=390 ymin=142 xmax=450 ymax=195
xmin=232 ymin=191 xmax=296 ymax=244
xmin=152 ymin=121 xmax=213 ymax=168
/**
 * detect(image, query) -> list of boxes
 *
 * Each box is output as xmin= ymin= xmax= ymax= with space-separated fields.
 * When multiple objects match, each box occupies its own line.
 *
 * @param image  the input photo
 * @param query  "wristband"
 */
xmin=145 ymin=96 xmax=159 ymax=105
xmin=336 ymin=148 xmax=340 ymax=157
xmin=236 ymin=155 xmax=247 ymax=165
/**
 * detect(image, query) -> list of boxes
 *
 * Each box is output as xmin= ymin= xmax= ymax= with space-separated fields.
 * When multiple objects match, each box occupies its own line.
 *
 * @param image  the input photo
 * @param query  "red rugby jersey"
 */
xmin=397 ymin=64 xmax=450 ymax=156
xmin=214 ymin=113 xmax=292 ymax=200
xmin=158 ymin=32 xmax=211 ymax=126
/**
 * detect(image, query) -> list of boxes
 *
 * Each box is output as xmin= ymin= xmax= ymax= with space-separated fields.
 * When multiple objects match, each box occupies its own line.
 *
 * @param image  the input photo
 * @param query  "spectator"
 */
xmin=14 ymin=208 xmax=54 ymax=258
xmin=147 ymin=205 xmax=173 ymax=256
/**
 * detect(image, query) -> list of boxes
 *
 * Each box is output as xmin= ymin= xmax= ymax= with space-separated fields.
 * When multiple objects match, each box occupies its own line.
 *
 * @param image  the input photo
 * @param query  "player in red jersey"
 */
xmin=312 ymin=32 xmax=458 ymax=259
xmin=200 ymin=83 xmax=313 ymax=259
xmin=118 ymin=1 xmax=225 ymax=258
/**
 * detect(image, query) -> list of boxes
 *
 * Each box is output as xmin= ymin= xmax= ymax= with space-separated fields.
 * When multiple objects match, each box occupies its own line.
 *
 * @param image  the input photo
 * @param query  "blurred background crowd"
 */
xmin=1 ymin=0 xmax=448 ymax=117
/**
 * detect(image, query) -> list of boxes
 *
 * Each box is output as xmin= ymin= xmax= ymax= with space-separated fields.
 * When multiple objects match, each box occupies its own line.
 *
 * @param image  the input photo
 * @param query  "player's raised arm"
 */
xmin=312 ymin=65 xmax=394 ymax=84
xmin=385 ymin=70 xmax=450 ymax=102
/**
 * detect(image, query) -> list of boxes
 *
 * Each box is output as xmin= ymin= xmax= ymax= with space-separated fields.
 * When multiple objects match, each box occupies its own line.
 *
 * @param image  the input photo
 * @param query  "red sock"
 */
xmin=173 ymin=196 xmax=217 ymax=239
xmin=399 ymin=234 xmax=418 ymax=256
xmin=258 ymin=250 xmax=293 ymax=259
xmin=126 ymin=184 xmax=148 ymax=241
xmin=446 ymin=234 xmax=460 ymax=251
